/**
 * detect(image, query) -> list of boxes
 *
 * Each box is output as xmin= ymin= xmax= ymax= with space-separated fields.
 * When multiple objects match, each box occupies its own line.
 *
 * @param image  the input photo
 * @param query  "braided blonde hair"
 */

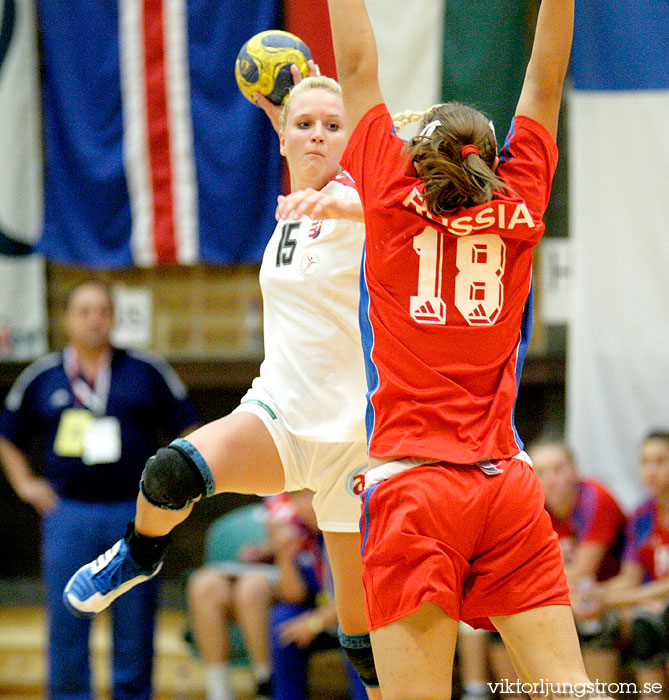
xmin=391 ymin=107 xmax=442 ymax=132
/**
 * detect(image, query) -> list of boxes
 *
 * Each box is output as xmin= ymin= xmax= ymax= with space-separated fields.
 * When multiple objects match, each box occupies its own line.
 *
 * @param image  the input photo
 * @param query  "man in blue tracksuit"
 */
xmin=0 ymin=279 xmax=199 ymax=700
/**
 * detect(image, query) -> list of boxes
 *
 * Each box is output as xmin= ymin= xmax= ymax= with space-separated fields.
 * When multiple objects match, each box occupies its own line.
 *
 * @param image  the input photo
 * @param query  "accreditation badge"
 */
xmin=82 ymin=416 xmax=122 ymax=465
xmin=53 ymin=409 xmax=95 ymax=457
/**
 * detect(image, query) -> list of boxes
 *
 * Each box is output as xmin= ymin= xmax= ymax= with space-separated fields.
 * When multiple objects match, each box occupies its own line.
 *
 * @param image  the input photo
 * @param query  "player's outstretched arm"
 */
xmin=515 ymin=0 xmax=574 ymax=139
xmin=326 ymin=0 xmax=384 ymax=135
xmin=275 ymin=189 xmax=364 ymax=222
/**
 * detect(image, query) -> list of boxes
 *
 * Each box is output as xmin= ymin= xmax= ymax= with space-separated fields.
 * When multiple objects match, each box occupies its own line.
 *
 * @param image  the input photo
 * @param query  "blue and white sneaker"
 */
xmin=63 ymin=538 xmax=162 ymax=618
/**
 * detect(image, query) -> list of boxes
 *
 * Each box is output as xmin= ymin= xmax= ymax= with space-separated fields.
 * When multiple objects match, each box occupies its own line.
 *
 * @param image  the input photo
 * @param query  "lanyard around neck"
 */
xmin=63 ymin=345 xmax=112 ymax=416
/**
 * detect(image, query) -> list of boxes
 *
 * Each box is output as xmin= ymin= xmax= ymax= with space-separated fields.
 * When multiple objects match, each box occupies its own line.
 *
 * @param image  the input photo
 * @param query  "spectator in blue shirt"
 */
xmin=0 ymin=279 xmax=199 ymax=700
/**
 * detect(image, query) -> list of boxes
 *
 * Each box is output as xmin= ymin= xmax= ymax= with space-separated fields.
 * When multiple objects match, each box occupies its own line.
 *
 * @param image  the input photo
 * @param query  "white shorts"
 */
xmin=233 ymin=379 xmax=368 ymax=533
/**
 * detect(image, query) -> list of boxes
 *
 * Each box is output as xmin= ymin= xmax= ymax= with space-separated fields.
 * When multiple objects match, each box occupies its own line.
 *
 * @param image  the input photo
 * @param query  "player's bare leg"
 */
xmin=64 ymin=412 xmax=285 ymax=616
xmin=369 ymin=601 xmax=459 ymax=700
xmin=132 ymin=411 xmax=285 ymax=535
xmin=491 ymin=605 xmax=613 ymax=700
xmin=324 ymin=531 xmax=383 ymax=699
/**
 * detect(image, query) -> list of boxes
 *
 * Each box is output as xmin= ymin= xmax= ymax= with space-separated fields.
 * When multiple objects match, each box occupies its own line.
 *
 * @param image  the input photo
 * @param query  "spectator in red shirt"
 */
xmin=580 ymin=430 xmax=669 ymax=700
xmin=491 ymin=439 xmax=626 ymax=690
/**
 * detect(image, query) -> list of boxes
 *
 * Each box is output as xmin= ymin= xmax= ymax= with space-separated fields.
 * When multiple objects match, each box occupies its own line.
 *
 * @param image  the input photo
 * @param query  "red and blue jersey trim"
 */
xmin=358 ymin=247 xmax=378 ymax=447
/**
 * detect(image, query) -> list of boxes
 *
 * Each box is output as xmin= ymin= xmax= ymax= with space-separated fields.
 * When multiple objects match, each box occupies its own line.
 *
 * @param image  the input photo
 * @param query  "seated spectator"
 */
xmin=267 ymin=488 xmax=367 ymax=700
xmin=187 ymin=495 xmax=290 ymax=700
xmin=581 ymin=430 xmax=669 ymax=700
xmin=490 ymin=439 xmax=626 ymax=692
xmin=188 ymin=491 xmax=366 ymax=700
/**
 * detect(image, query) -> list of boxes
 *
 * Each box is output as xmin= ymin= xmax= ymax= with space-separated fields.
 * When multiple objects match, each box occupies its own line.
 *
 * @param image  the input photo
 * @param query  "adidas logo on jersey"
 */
xmin=468 ymin=303 xmax=501 ymax=325
xmin=410 ymin=296 xmax=447 ymax=325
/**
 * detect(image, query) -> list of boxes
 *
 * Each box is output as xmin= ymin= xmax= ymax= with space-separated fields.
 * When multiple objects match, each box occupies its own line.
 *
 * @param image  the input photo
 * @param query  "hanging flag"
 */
xmin=37 ymin=0 xmax=282 ymax=267
xmin=368 ymin=0 xmax=445 ymax=120
xmin=442 ymin=0 xmax=527 ymax=142
xmin=567 ymin=0 xmax=669 ymax=509
xmin=0 ymin=0 xmax=47 ymax=360
xmin=285 ymin=0 xmax=445 ymax=128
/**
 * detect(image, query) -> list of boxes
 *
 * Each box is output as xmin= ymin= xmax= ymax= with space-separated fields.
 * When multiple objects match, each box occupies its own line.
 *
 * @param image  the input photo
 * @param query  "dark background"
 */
xmin=0 ymin=356 xmax=565 ymax=588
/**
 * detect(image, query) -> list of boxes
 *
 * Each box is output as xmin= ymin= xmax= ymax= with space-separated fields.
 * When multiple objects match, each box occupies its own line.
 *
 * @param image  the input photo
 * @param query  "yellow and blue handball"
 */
xmin=235 ymin=30 xmax=312 ymax=105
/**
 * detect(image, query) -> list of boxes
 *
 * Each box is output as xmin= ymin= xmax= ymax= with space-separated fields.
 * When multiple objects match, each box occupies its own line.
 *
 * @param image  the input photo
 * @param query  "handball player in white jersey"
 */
xmin=64 ymin=73 xmax=381 ymax=695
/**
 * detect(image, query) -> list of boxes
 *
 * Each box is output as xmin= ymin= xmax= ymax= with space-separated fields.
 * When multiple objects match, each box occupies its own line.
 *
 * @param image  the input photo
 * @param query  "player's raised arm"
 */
xmin=326 ymin=0 xmax=384 ymax=134
xmin=515 ymin=0 xmax=574 ymax=139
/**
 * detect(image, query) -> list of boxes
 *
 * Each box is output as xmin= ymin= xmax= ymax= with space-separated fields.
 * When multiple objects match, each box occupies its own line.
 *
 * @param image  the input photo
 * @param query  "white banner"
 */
xmin=0 ymin=0 xmax=46 ymax=360
xmin=567 ymin=90 xmax=669 ymax=510
xmin=367 ymin=0 xmax=444 ymax=136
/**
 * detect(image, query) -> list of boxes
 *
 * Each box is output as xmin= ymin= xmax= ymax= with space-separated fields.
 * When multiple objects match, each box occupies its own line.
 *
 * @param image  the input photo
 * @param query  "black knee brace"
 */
xmin=140 ymin=439 xmax=215 ymax=510
xmin=338 ymin=629 xmax=379 ymax=688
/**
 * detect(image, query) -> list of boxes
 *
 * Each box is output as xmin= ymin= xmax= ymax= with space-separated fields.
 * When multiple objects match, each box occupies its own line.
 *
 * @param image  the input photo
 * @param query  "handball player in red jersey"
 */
xmin=324 ymin=0 xmax=617 ymax=698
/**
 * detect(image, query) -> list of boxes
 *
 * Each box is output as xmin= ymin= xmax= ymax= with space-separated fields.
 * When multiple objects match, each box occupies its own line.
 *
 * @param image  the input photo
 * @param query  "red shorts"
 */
xmin=360 ymin=459 xmax=570 ymax=631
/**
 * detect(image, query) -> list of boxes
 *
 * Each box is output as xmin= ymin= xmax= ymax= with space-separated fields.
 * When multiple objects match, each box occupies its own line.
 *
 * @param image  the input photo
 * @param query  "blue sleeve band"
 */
xmin=169 ymin=437 xmax=216 ymax=497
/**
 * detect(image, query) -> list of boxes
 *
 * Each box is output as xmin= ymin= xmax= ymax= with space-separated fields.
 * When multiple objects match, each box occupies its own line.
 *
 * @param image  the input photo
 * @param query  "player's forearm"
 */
xmin=308 ymin=603 xmax=338 ymax=634
xmin=564 ymin=543 xmax=607 ymax=586
xmin=326 ymin=0 xmax=378 ymax=87
xmin=336 ymin=198 xmax=364 ymax=222
xmin=274 ymin=554 xmax=309 ymax=603
xmin=524 ymin=0 xmax=574 ymax=99
xmin=603 ymin=578 xmax=669 ymax=609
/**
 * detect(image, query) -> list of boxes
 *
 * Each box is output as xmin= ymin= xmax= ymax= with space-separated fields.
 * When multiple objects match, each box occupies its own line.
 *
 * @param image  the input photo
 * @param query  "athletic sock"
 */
xmin=204 ymin=663 xmax=236 ymax=700
xmin=252 ymin=663 xmax=271 ymax=684
xmin=462 ymin=680 xmax=492 ymax=700
xmin=124 ymin=521 xmax=172 ymax=569
xmin=252 ymin=663 xmax=271 ymax=698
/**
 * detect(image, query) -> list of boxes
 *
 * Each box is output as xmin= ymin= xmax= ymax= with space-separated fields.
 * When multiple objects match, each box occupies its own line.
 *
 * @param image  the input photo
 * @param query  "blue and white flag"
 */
xmin=566 ymin=0 xmax=669 ymax=509
xmin=0 ymin=0 xmax=47 ymax=360
xmin=37 ymin=0 xmax=282 ymax=267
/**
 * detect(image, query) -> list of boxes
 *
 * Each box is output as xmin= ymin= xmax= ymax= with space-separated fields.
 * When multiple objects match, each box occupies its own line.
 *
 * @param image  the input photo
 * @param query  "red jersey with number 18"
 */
xmin=341 ymin=104 xmax=558 ymax=464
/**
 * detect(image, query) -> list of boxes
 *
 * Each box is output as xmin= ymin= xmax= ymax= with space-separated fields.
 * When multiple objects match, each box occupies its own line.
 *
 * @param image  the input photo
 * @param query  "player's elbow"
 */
xmin=334 ymin=28 xmax=378 ymax=85
xmin=525 ymin=68 xmax=567 ymax=102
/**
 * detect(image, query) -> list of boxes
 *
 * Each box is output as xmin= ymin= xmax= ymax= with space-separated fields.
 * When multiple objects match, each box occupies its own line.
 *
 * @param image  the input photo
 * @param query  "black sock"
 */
xmin=124 ymin=521 xmax=171 ymax=569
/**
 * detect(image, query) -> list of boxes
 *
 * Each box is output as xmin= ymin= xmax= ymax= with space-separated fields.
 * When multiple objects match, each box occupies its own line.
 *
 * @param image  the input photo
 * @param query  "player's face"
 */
xmin=639 ymin=437 xmax=669 ymax=498
xmin=280 ymin=88 xmax=347 ymax=192
xmin=64 ymin=284 xmax=114 ymax=351
xmin=530 ymin=443 xmax=578 ymax=512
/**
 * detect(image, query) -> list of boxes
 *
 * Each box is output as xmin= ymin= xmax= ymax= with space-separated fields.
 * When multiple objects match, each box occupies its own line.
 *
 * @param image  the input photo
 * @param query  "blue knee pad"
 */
xmin=338 ymin=629 xmax=379 ymax=688
xmin=140 ymin=438 xmax=216 ymax=510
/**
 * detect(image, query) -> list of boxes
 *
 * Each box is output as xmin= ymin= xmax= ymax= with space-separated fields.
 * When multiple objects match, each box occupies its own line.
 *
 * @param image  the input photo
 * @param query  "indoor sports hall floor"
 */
xmin=0 ymin=581 xmax=352 ymax=700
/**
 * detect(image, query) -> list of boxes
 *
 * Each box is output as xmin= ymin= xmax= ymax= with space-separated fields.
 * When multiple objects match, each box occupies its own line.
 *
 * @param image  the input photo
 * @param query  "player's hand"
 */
xmin=305 ymin=59 xmax=321 ymax=78
xmin=16 ymin=476 xmax=58 ymax=514
xmin=254 ymin=60 xmax=321 ymax=135
xmin=253 ymin=93 xmax=283 ymax=134
xmin=571 ymin=579 xmax=604 ymax=620
xmin=276 ymin=189 xmax=363 ymax=222
xmin=267 ymin=520 xmax=302 ymax=559
xmin=278 ymin=611 xmax=323 ymax=648
xmin=238 ymin=542 xmax=273 ymax=564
